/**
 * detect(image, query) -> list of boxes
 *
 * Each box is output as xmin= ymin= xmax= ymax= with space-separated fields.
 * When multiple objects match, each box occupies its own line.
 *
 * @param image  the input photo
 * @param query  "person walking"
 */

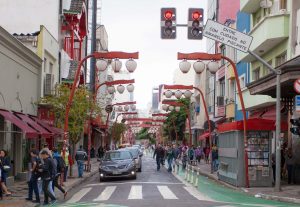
xmin=204 ymin=146 xmax=210 ymax=164
xmin=285 ymin=148 xmax=295 ymax=184
xmin=166 ymin=145 xmax=175 ymax=172
xmin=188 ymin=146 xmax=195 ymax=164
xmin=26 ymin=149 xmax=40 ymax=203
xmin=153 ymin=144 xmax=164 ymax=171
xmin=75 ymin=145 xmax=87 ymax=178
xmin=0 ymin=150 xmax=11 ymax=196
xmin=52 ymin=149 xmax=67 ymax=199
xmin=61 ymin=148 xmax=70 ymax=183
xmin=212 ymin=145 xmax=219 ymax=171
xmin=39 ymin=150 xmax=56 ymax=205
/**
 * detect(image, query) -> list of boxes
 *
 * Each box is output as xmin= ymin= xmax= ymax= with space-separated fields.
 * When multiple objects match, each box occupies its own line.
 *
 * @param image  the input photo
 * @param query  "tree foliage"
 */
xmin=38 ymin=84 xmax=101 ymax=145
xmin=163 ymin=98 xmax=190 ymax=142
xmin=137 ymin=128 xmax=150 ymax=140
xmin=111 ymin=122 xmax=127 ymax=144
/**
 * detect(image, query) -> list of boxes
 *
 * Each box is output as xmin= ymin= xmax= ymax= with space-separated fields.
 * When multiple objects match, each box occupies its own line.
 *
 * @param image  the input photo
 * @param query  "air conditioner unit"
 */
xmin=279 ymin=9 xmax=287 ymax=14
xmin=217 ymin=96 xmax=224 ymax=106
xmin=44 ymin=74 xmax=54 ymax=96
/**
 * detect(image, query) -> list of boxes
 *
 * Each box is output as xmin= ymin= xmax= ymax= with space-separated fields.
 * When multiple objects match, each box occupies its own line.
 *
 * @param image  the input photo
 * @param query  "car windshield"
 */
xmin=127 ymin=148 xmax=139 ymax=157
xmin=104 ymin=151 xmax=132 ymax=160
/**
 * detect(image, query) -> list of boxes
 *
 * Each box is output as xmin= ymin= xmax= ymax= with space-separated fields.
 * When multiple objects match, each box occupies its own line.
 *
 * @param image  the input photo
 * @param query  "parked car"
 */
xmin=99 ymin=150 xmax=136 ymax=181
xmin=123 ymin=147 xmax=143 ymax=172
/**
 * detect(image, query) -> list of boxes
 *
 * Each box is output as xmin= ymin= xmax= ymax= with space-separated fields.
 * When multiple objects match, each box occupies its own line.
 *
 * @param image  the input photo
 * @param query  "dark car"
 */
xmin=99 ymin=150 xmax=136 ymax=181
xmin=123 ymin=147 xmax=143 ymax=172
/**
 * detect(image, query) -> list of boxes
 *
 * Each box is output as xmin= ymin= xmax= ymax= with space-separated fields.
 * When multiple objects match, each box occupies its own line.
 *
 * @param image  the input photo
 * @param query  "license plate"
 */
xmin=112 ymin=171 xmax=121 ymax=175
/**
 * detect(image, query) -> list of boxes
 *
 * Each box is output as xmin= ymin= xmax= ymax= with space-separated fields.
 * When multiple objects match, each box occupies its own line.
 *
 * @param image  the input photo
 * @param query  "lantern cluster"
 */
xmin=107 ymin=84 xmax=135 ymax=95
xmin=164 ymin=89 xmax=193 ymax=99
xmin=96 ymin=58 xmax=137 ymax=73
xmin=161 ymin=105 xmax=181 ymax=112
xmin=116 ymin=104 xmax=137 ymax=112
xmin=179 ymin=59 xmax=219 ymax=74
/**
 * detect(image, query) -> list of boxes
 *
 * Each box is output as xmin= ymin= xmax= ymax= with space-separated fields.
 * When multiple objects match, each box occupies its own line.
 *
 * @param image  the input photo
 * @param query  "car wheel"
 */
xmin=138 ymin=166 xmax=142 ymax=172
xmin=99 ymin=176 xmax=105 ymax=182
xmin=132 ymin=174 xmax=137 ymax=180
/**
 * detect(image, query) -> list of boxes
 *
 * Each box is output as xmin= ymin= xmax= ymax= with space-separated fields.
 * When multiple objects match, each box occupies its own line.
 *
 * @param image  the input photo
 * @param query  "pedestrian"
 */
xmin=26 ymin=149 xmax=40 ymax=203
xmin=181 ymin=147 xmax=188 ymax=170
xmin=212 ymin=145 xmax=219 ymax=171
xmin=153 ymin=144 xmax=164 ymax=171
xmin=61 ymin=148 xmax=70 ymax=182
xmin=0 ymin=165 xmax=2 ymax=200
xmin=38 ymin=150 xmax=56 ymax=205
xmin=188 ymin=145 xmax=195 ymax=164
xmin=285 ymin=148 xmax=295 ymax=184
xmin=75 ymin=145 xmax=87 ymax=178
xmin=0 ymin=149 xmax=11 ymax=196
xmin=52 ymin=149 xmax=68 ymax=199
xmin=204 ymin=146 xmax=210 ymax=164
xmin=91 ymin=146 xmax=95 ymax=158
xmin=40 ymin=143 xmax=52 ymax=159
xmin=166 ymin=145 xmax=175 ymax=172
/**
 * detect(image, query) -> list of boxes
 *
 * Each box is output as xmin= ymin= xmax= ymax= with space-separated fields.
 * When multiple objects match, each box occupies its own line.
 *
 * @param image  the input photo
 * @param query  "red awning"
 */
xmin=14 ymin=112 xmax=53 ymax=138
xmin=0 ymin=109 xmax=38 ymax=138
xmin=198 ymin=132 xmax=210 ymax=141
xmin=29 ymin=115 xmax=64 ymax=138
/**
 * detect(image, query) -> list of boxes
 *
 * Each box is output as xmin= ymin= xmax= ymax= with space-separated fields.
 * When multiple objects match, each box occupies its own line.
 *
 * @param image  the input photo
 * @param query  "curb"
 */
xmin=64 ymin=168 xmax=98 ymax=192
xmin=254 ymin=193 xmax=300 ymax=205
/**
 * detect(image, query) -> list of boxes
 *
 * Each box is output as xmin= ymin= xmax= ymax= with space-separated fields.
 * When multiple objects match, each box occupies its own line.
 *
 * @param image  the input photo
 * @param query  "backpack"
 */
xmin=55 ymin=156 xmax=66 ymax=173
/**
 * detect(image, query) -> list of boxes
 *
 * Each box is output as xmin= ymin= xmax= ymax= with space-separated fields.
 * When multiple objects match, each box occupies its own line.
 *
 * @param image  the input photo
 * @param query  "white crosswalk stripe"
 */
xmin=128 ymin=185 xmax=143 ymax=199
xmin=157 ymin=185 xmax=178 ymax=199
xmin=93 ymin=186 xmax=117 ymax=201
xmin=66 ymin=187 xmax=92 ymax=203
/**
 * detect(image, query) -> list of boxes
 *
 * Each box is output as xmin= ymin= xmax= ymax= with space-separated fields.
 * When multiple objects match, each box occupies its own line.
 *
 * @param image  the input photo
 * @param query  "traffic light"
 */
xmin=188 ymin=8 xmax=204 ymax=40
xmin=290 ymin=118 xmax=300 ymax=135
xmin=161 ymin=8 xmax=176 ymax=39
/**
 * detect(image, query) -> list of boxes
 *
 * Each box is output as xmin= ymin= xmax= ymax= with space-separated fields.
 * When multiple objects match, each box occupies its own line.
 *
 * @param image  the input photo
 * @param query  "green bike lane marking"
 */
xmin=177 ymin=168 xmax=298 ymax=207
xmin=53 ymin=203 xmax=128 ymax=207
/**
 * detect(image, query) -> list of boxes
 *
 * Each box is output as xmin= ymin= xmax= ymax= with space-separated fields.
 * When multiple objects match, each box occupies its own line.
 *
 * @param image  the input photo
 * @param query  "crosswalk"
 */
xmin=66 ymin=184 xmax=208 ymax=203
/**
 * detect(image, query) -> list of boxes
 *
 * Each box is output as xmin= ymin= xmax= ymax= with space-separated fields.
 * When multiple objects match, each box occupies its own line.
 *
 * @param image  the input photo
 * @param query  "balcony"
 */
xmin=241 ymin=14 xmax=289 ymax=62
xmin=226 ymin=102 xmax=235 ymax=119
xmin=240 ymin=0 xmax=261 ymax=13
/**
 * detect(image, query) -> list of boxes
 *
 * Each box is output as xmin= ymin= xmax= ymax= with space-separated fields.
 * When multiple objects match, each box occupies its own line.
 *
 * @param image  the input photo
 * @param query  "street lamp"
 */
xmin=193 ymin=61 xmax=205 ymax=74
xmin=127 ymin=84 xmax=135 ymax=93
xmin=179 ymin=59 xmax=191 ymax=73
xmin=184 ymin=90 xmax=193 ymax=99
xmin=162 ymin=104 xmax=169 ymax=111
xmin=126 ymin=58 xmax=137 ymax=73
xmin=96 ymin=59 xmax=108 ymax=71
xmin=175 ymin=106 xmax=181 ymax=112
xmin=174 ymin=90 xmax=183 ymax=99
xmin=117 ymin=85 xmax=125 ymax=94
xmin=111 ymin=59 xmax=122 ymax=72
xmin=164 ymin=90 xmax=173 ymax=98
xmin=107 ymin=86 xmax=115 ymax=94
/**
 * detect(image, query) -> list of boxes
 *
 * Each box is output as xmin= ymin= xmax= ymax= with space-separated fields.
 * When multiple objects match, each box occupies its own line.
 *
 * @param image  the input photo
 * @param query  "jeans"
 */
xmin=77 ymin=160 xmax=84 ymax=177
xmin=212 ymin=159 xmax=219 ymax=171
xmin=48 ymin=180 xmax=55 ymax=197
xmin=64 ymin=166 xmax=69 ymax=182
xmin=28 ymin=175 xmax=40 ymax=201
xmin=42 ymin=179 xmax=56 ymax=204
xmin=167 ymin=158 xmax=173 ymax=172
xmin=52 ymin=174 xmax=66 ymax=194
xmin=156 ymin=158 xmax=161 ymax=171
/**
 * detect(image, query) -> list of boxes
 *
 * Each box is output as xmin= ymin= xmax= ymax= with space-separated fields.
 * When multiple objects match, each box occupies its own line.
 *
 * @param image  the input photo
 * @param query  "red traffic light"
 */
xmin=192 ymin=11 xmax=201 ymax=20
xmin=164 ymin=11 xmax=173 ymax=20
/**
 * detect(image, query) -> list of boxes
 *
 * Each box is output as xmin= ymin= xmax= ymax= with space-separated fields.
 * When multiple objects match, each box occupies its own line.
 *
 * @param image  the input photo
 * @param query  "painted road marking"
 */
xmin=87 ymin=181 xmax=183 ymax=187
xmin=157 ymin=185 xmax=178 ymax=199
xmin=66 ymin=187 xmax=92 ymax=203
xmin=183 ymin=186 xmax=214 ymax=201
xmin=128 ymin=185 xmax=143 ymax=199
xmin=93 ymin=186 xmax=117 ymax=201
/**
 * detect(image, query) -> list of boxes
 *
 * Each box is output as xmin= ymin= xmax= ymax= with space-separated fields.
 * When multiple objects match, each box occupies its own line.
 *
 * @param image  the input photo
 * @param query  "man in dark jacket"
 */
xmin=75 ymin=145 xmax=87 ymax=178
xmin=26 ymin=149 xmax=40 ymax=203
xmin=39 ymin=150 xmax=56 ymax=205
xmin=153 ymin=144 xmax=165 ymax=171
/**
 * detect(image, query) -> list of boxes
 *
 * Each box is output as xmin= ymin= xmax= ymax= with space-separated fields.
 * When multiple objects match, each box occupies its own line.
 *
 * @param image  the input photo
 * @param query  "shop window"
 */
xmin=253 ymin=67 xmax=260 ymax=81
xmin=219 ymin=78 xmax=225 ymax=97
xmin=275 ymin=52 xmax=287 ymax=67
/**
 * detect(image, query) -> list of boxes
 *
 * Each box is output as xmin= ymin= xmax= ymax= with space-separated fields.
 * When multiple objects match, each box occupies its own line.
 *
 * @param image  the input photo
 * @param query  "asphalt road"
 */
xmin=59 ymin=156 xmax=226 ymax=207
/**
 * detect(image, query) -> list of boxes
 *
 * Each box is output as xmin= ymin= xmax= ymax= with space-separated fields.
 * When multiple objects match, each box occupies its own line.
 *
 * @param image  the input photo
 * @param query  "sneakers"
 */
xmin=64 ymin=192 xmax=68 ymax=199
xmin=25 ymin=198 xmax=32 ymax=201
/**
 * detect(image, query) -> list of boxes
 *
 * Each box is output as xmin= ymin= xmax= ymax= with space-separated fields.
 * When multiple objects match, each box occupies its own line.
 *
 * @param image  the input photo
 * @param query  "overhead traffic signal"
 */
xmin=188 ymin=8 xmax=204 ymax=40
xmin=161 ymin=8 xmax=176 ymax=39
xmin=290 ymin=118 xmax=300 ymax=135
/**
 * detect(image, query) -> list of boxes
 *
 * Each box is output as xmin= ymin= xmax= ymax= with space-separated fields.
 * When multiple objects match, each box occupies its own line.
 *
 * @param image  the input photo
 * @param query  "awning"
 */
xmin=29 ymin=115 xmax=64 ymax=138
xmin=14 ymin=112 xmax=53 ymax=138
xmin=0 ymin=109 xmax=38 ymax=138
xmin=198 ymin=132 xmax=210 ymax=141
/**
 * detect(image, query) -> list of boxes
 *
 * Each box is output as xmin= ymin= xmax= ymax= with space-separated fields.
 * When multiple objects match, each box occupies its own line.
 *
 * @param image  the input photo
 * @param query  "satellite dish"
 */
xmin=260 ymin=0 xmax=272 ymax=9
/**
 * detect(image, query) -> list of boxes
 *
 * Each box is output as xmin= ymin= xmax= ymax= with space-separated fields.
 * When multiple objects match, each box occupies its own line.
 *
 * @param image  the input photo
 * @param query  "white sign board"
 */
xmin=294 ymin=78 xmax=300 ymax=94
xmin=296 ymin=95 xmax=300 ymax=112
xmin=203 ymin=19 xmax=253 ymax=53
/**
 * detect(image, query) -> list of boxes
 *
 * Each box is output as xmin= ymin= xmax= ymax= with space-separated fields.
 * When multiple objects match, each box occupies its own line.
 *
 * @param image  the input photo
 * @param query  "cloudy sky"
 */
xmin=101 ymin=0 xmax=208 ymax=109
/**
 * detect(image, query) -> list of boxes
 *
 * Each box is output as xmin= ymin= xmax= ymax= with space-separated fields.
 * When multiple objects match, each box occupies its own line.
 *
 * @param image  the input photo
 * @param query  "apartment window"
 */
xmin=239 ymin=75 xmax=246 ymax=88
xmin=275 ymin=52 xmax=287 ymax=67
xmin=219 ymin=78 xmax=225 ymax=97
xmin=49 ymin=62 xmax=53 ymax=74
xmin=44 ymin=58 xmax=47 ymax=73
xmin=253 ymin=67 xmax=260 ymax=81
xmin=280 ymin=0 xmax=287 ymax=10
xmin=262 ymin=60 xmax=273 ymax=76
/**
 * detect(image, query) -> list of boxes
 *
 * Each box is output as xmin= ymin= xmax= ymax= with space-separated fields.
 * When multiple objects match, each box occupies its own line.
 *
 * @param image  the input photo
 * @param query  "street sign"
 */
xmin=203 ymin=19 xmax=253 ymax=53
xmin=294 ymin=78 xmax=300 ymax=94
xmin=296 ymin=95 xmax=300 ymax=112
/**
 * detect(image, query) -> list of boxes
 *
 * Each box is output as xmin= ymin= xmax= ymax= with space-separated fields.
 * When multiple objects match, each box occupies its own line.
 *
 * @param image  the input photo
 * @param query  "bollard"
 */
xmin=184 ymin=165 xmax=188 ymax=180
xmin=189 ymin=166 xmax=194 ymax=183
xmin=194 ymin=170 xmax=199 ymax=187
xmin=187 ymin=165 xmax=190 ymax=182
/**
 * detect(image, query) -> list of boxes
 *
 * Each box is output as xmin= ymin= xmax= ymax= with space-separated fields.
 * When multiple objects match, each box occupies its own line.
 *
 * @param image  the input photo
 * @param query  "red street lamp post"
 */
xmin=177 ymin=52 xmax=249 ymax=188
xmin=63 ymin=51 xmax=138 ymax=172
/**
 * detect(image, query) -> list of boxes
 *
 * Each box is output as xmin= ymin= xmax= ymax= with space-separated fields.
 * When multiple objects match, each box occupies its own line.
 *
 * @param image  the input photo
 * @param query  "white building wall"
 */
xmin=173 ymin=68 xmax=195 ymax=85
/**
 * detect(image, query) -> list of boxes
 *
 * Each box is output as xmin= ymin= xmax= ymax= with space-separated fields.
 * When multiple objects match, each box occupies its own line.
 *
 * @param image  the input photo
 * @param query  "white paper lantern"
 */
xmin=112 ymin=59 xmax=122 ymax=72
xmin=174 ymin=90 xmax=183 ymax=99
xmin=164 ymin=90 xmax=173 ymax=98
xmin=184 ymin=90 xmax=193 ymax=98
xmin=169 ymin=105 xmax=174 ymax=111
xmin=118 ymin=106 xmax=123 ymax=111
xmin=207 ymin=61 xmax=219 ymax=74
xmin=107 ymin=86 xmax=115 ymax=94
xmin=125 ymin=59 xmax=137 ymax=73
xmin=130 ymin=105 xmax=136 ymax=111
xmin=124 ymin=105 xmax=130 ymax=111
xmin=96 ymin=59 xmax=108 ymax=71
xmin=126 ymin=84 xmax=135 ymax=92
xmin=117 ymin=85 xmax=125 ymax=94
xmin=162 ymin=105 xmax=168 ymax=111
xmin=179 ymin=59 xmax=191 ymax=73
xmin=175 ymin=106 xmax=181 ymax=112
xmin=193 ymin=61 xmax=205 ymax=74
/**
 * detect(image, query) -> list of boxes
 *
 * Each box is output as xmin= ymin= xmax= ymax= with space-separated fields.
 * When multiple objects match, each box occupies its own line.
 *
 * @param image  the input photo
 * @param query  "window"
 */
xmin=239 ymin=75 xmax=246 ymax=88
xmin=253 ymin=67 xmax=260 ymax=81
xmin=275 ymin=52 xmax=287 ymax=67
xmin=44 ymin=58 xmax=47 ymax=73
xmin=229 ymin=80 xmax=235 ymax=100
xmin=280 ymin=0 xmax=287 ymax=10
xmin=49 ymin=62 xmax=53 ymax=74
xmin=263 ymin=60 xmax=272 ymax=76
xmin=219 ymin=78 xmax=225 ymax=96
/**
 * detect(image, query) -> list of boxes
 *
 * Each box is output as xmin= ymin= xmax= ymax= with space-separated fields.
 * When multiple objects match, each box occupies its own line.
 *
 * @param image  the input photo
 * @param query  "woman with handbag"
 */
xmin=0 ymin=149 xmax=12 ymax=196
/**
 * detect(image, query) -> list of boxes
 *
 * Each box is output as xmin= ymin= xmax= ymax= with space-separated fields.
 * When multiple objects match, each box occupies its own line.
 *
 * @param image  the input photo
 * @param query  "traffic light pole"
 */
xmin=248 ymin=50 xmax=281 ymax=191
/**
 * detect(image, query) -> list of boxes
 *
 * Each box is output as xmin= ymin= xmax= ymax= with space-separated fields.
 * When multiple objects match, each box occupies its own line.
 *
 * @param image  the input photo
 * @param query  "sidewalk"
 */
xmin=0 ymin=158 xmax=99 ymax=207
xmin=194 ymin=161 xmax=300 ymax=204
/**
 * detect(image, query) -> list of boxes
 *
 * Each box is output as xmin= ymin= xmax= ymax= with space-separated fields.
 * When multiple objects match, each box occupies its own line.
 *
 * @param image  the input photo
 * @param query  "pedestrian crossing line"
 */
xmin=157 ymin=185 xmax=178 ymax=199
xmin=183 ymin=186 xmax=214 ymax=201
xmin=93 ymin=186 xmax=117 ymax=201
xmin=66 ymin=187 xmax=92 ymax=203
xmin=128 ymin=185 xmax=143 ymax=199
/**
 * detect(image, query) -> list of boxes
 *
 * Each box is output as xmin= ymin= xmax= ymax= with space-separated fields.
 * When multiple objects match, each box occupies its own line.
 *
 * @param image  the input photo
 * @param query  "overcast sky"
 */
xmin=101 ymin=0 xmax=208 ymax=109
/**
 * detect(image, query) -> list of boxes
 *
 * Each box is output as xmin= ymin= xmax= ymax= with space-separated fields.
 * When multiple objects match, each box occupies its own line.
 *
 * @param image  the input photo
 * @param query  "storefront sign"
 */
xmin=203 ymin=19 xmax=253 ymax=53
